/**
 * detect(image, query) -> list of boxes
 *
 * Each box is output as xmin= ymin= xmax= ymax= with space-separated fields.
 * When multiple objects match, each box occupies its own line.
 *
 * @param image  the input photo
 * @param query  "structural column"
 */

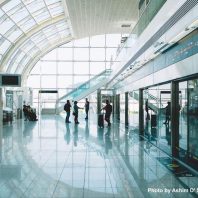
xmin=125 ymin=92 xmax=129 ymax=126
xmin=116 ymin=94 xmax=120 ymax=120
xmin=139 ymin=89 xmax=144 ymax=139
xmin=171 ymin=81 xmax=179 ymax=158
xmin=97 ymin=89 xmax=101 ymax=115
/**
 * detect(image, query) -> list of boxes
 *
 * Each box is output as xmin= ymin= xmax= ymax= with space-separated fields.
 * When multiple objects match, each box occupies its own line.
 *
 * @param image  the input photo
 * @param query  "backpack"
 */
xmin=64 ymin=104 xmax=67 ymax=111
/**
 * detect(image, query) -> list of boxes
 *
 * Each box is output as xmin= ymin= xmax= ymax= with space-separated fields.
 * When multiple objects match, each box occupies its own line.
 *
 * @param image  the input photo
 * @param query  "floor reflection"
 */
xmin=0 ymin=114 xmax=197 ymax=198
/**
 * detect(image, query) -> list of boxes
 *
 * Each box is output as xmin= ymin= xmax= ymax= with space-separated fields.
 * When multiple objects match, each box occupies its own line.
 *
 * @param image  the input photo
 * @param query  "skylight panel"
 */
xmin=9 ymin=7 xmax=29 ymax=23
xmin=0 ymin=18 xmax=15 ymax=35
xmin=1 ymin=0 xmax=21 ymax=12
xmin=7 ymin=28 xmax=23 ymax=43
xmin=0 ymin=40 xmax=11 ymax=54
xmin=20 ymin=18 xmax=36 ymax=32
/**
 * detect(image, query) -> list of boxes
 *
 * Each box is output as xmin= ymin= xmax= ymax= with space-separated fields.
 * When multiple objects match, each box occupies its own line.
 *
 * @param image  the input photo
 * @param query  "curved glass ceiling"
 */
xmin=0 ymin=0 xmax=71 ymax=74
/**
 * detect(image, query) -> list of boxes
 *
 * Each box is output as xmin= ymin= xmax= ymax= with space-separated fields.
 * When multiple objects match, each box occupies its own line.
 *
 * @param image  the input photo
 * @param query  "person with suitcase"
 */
xmin=102 ymin=100 xmax=112 ymax=127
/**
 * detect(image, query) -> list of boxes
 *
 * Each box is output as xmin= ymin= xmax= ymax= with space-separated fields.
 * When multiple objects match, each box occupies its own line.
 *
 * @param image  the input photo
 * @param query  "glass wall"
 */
xmin=179 ymin=78 xmax=198 ymax=169
xmin=120 ymin=93 xmax=125 ymax=124
xmin=143 ymin=83 xmax=171 ymax=154
xmin=27 ymin=34 xmax=122 ymax=109
xmin=128 ymin=91 xmax=139 ymax=131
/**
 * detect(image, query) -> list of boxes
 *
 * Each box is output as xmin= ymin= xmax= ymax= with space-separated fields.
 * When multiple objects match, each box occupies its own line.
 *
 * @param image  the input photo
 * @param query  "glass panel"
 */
xmin=49 ymin=7 xmax=63 ymax=16
xmin=73 ymin=37 xmax=89 ymax=47
xmin=144 ymin=83 xmax=171 ymax=154
xmin=57 ymin=76 xmax=73 ymax=88
xmin=74 ymin=75 xmax=89 ymax=85
xmin=41 ymin=62 xmax=56 ymax=74
xmin=0 ymin=9 xmax=4 ymax=18
xmin=46 ymin=0 xmax=60 ymax=5
xmin=120 ymin=94 xmax=125 ymax=124
xmin=26 ymin=2 xmax=45 ymax=13
xmin=106 ymin=48 xmax=117 ymax=61
xmin=34 ymin=12 xmax=50 ymax=23
xmin=106 ymin=34 xmax=121 ymax=47
xmin=42 ymin=49 xmax=57 ymax=60
xmin=9 ymin=7 xmax=29 ymax=23
xmin=7 ymin=28 xmax=23 ymax=43
xmin=58 ymin=62 xmax=73 ymax=74
xmin=74 ymin=48 xmax=89 ymax=60
xmin=128 ymin=91 xmax=139 ymax=129
xmin=0 ymin=18 xmax=15 ymax=35
xmin=0 ymin=40 xmax=11 ymax=54
xmin=27 ymin=75 xmax=41 ymax=88
xmin=74 ymin=62 xmax=89 ymax=74
xmin=20 ymin=19 xmax=36 ymax=32
xmin=90 ymin=35 xmax=105 ymax=47
xmin=90 ymin=48 xmax=105 ymax=61
xmin=30 ymin=62 xmax=41 ymax=74
xmin=188 ymin=79 xmax=198 ymax=168
xmin=58 ymin=48 xmax=72 ymax=60
xmin=90 ymin=62 xmax=105 ymax=74
xmin=2 ymin=0 xmax=21 ymax=12
xmin=41 ymin=75 xmax=56 ymax=88
xmin=179 ymin=81 xmax=188 ymax=155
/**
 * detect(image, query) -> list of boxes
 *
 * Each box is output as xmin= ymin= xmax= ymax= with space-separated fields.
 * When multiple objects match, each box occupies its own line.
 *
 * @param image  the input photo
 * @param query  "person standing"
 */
xmin=84 ymin=98 xmax=89 ymax=120
xmin=102 ymin=100 xmax=112 ymax=127
xmin=73 ymin=101 xmax=83 ymax=124
xmin=64 ymin=100 xmax=71 ymax=123
xmin=163 ymin=102 xmax=171 ymax=125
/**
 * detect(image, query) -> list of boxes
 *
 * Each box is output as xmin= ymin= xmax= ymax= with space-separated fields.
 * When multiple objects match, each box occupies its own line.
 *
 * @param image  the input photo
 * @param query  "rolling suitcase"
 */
xmin=98 ymin=114 xmax=104 ymax=128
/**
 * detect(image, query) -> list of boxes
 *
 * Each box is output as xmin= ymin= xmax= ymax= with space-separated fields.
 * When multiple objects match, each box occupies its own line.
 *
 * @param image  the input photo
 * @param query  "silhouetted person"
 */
xmin=145 ymin=99 xmax=150 ymax=120
xmin=84 ymin=98 xmax=89 ymax=120
xmin=164 ymin=102 xmax=171 ymax=125
xmin=64 ymin=100 xmax=71 ymax=123
xmin=23 ymin=103 xmax=28 ymax=121
xmin=102 ymin=100 xmax=112 ymax=127
xmin=73 ymin=101 xmax=83 ymax=124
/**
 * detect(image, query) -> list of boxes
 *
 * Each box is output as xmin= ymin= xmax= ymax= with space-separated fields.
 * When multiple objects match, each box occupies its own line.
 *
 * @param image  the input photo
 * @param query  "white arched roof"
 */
xmin=0 ymin=0 xmax=139 ymax=82
xmin=0 ymin=0 xmax=72 ymax=76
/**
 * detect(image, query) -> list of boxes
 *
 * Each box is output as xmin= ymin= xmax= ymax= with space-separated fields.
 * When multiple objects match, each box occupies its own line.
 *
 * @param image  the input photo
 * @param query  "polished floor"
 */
xmin=0 ymin=113 xmax=197 ymax=198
